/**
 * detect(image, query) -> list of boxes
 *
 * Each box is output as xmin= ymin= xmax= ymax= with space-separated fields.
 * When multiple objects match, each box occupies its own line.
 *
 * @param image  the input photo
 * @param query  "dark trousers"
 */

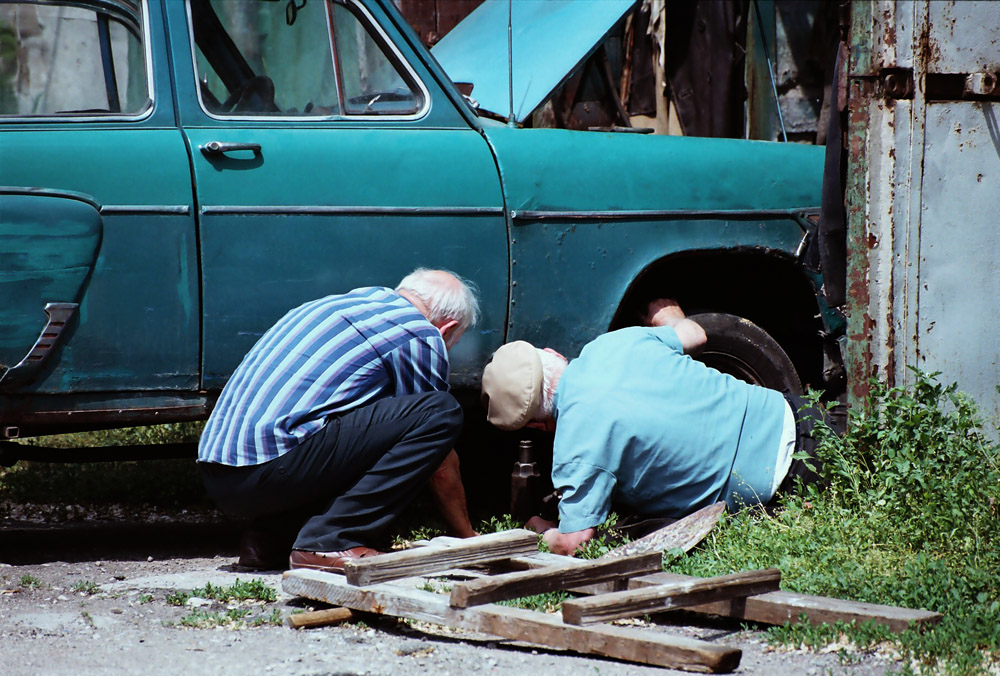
xmin=201 ymin=391 xmax=462 ymax=552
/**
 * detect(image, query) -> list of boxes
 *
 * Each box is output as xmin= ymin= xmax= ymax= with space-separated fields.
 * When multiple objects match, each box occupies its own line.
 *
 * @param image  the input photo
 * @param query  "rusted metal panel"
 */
xmin=847 ymin=0 xmax=1000 ymax=420
xmin=925 ymin=2 xmax=1000 ymax=73
xmin=915 ymin=101 xmax=1000 ymax=421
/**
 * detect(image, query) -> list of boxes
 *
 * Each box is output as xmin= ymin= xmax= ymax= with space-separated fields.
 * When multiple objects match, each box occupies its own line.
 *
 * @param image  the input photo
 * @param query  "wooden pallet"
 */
xmin=283 ymin=511 xmax=942 ymax=673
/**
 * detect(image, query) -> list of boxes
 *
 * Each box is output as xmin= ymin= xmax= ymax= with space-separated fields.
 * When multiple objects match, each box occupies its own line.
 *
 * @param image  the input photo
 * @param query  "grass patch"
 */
xmin=139 ymin=594 xmax=154 ymax=605
xmin=496 ymin=590 xmax=570 ymax=614
xmin=670 ymin=370 xmax=1000 ymax=674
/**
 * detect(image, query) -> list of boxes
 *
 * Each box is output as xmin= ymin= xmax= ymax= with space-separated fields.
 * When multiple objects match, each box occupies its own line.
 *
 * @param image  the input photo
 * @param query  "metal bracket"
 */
xmin=0 ymin=302 xmax=78 ymax=390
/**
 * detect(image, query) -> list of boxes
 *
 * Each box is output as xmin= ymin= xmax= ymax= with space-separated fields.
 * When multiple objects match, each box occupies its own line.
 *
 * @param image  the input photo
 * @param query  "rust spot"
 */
xmin=867 ymin=233 xmax=878 ymax=249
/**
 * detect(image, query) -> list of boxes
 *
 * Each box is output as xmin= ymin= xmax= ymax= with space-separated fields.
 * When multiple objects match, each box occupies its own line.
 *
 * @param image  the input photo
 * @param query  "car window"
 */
xmin=0 ymin=1 xmax=150 ymax=117
xmin=331 ymin=1 xmax=420 ymax=115
xmin=189 ymin=0 xmax=422 ymax=118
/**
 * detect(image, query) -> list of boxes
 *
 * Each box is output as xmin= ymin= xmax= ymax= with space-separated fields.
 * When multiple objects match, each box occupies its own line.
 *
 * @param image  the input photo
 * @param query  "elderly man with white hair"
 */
xmin=481 ymin=299 xmax=823 ymax=556
xmin=198 ymin=269 xmax=480 ymax=573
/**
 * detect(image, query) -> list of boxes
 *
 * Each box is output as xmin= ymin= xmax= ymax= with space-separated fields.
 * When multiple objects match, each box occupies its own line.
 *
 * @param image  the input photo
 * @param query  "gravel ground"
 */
xmin=0 ymin=514 xmax=902 ymax=676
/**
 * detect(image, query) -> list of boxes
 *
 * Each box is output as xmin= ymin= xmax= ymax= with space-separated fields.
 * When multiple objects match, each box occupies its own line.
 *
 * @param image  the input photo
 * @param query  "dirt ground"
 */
xmin=0 ymin=513 xmax=904 ymax=676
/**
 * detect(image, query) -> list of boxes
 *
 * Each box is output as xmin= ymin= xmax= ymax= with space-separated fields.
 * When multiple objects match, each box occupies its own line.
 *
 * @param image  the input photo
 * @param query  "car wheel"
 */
xmin=687 ymin=313 xmax=802 ymax=395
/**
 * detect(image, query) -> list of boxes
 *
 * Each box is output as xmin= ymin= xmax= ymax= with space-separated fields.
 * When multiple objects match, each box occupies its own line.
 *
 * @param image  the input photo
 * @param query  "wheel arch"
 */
xmin=608 ymin=248 xmax=826 ymax=390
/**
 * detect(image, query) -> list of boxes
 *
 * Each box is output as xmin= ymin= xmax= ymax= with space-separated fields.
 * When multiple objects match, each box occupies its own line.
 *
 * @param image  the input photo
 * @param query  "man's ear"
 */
xmin=436 ymin=319 xmax=461 ymax=347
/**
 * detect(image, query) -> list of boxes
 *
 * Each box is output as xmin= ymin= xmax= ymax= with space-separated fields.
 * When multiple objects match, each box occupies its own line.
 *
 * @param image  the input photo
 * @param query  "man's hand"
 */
xmin=645 ymin=298 xmax=686 ymax=327
xmin=428 ymin=450 xmax=478 ymax=538
xmin=542 ymin=527 xmax=596 ymax=556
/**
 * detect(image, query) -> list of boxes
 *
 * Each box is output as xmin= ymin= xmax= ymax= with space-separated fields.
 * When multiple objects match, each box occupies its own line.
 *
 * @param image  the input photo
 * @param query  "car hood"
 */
xmin=431 ymin=0 xmax=636 ymax=123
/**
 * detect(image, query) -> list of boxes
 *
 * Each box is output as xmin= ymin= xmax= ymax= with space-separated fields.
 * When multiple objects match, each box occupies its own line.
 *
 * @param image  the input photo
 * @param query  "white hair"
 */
xmin=396 ymin=268 xmax=481 ymax=332
xmin=536 ymin=349 xmax=567 ymax=420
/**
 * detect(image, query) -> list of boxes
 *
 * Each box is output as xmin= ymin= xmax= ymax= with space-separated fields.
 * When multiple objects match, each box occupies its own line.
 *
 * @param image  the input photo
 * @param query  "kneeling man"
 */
xmin=481 ymin=299 xmax=822 ymax=556
xmin=198 ymin=269 xmax=480 ymax=572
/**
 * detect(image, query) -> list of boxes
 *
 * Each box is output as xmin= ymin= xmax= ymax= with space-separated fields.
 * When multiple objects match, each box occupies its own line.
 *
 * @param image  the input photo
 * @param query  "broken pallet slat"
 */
xmin=449 ymin=551 xmax=662 ymax=608
xmin=285 ymin=607 xmax=356 ymax=629
xmin=563 ymin=568 xmax=782 ymax=626
xmin=344 ymin=529 xmax=539 ymax=586
xmin=630 ymin=572 xmax=943 ymax=632
xmin=601 ymin=502 xmax=726 ymax=559
xmin=283 ymin=568 xmax=742 ymax=674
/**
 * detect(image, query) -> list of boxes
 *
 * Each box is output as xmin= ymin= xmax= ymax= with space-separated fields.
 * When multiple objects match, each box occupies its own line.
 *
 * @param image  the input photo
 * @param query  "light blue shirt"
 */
xmin=551 ymin=326 xmax=787 ymax=532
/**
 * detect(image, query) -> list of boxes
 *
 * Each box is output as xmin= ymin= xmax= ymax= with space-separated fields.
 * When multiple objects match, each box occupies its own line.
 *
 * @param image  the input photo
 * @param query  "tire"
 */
xmin=687 ymin=313 xmax=802 ymax=395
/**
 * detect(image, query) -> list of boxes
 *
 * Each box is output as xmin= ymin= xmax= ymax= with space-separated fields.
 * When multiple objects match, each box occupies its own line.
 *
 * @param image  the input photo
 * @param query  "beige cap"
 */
xmin=481 ymin=341 xmax=542 ymax=430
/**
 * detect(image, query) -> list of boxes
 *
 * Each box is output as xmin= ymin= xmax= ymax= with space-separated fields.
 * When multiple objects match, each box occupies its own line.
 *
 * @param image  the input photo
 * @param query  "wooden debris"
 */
xmin=449 ymin=551 xmax=662 ymax=608
xmin=601 ymin=502 xmax=725 ymax=559
xmin=563 ymin=568 xmax=781 ymax=626
xmin=344 ymin=530 xmax=538 ymax=586
xmin=283 ymin=568 xmax=742 ymax=673
xmin=630 ymin=572 xmax=942 ymax=632
xmin=285 ymin=607 xmax=356 ymax=629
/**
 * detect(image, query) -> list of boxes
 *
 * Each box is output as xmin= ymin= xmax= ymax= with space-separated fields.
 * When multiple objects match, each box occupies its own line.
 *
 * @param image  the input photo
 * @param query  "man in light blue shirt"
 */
xmin=481 ymin=299 xmax=816 ymax=556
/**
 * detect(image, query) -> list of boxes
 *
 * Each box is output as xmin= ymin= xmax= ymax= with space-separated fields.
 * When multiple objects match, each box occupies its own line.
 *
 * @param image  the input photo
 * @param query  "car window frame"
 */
xmin=184 ymin=0 xmax=430 ymax=123
xmin=0 ymin=0 xmax=155 ymax=123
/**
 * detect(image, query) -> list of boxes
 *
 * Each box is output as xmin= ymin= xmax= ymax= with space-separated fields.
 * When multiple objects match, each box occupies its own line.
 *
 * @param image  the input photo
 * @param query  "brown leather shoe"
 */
xmin=288 ymin=547 xmax=385 ymax=574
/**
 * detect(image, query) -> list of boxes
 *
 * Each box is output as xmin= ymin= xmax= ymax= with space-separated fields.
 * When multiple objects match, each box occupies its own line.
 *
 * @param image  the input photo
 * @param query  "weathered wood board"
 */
xmin=630 ymin=572 xmax=942 ymax=632
xmin=449 ymin=551 xmax=662 ymax=608
xmin=602 ymin=502 xmax=726 ymax=559
xmin=344 ymin=530 xmax=539 ymax=586
xmin=563 ymin=568 xmax=781 ymax=626
xmin=283 ymin=568 xmax=742 ymax=674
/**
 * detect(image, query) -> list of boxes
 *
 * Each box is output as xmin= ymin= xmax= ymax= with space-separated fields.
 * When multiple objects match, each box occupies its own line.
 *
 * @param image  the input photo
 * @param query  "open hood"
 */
xmin=431 ymin=0 xmax=637 ymax=123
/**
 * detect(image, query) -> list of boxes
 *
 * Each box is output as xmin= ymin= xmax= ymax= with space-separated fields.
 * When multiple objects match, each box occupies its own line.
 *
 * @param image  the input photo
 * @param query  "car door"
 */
xmin=166 ymin=0 xmax=508 ymax=390
xmin=0 ymin=0 xmax=199 ymax=405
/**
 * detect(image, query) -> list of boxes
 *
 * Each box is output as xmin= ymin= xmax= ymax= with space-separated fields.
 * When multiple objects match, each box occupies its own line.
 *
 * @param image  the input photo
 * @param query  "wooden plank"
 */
xmin=563 ymin=568 xmax=781 ymax=626
xmin=602 ymin=502 xmax=726 ymax=559
xmin=285 ymin=607 xmax=356 ymax=629
xmin=449 ymin=551 xmax=662 ymax=608
xmin=345 ymin=530 xmax=539 ymax=586
xmin=283 ymin=568 xmax=742 ymax=673
xmin=630 ymin=572 xmax=943 ymax=633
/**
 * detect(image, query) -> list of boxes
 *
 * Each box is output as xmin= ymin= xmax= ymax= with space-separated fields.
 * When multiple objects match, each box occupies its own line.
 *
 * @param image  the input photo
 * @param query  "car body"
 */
xmin=0 ymin=0 xmax=832 ymax=451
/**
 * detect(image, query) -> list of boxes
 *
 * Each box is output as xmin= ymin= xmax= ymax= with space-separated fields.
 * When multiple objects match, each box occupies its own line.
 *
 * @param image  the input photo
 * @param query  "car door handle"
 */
xmin=200 ymin=141 xmax=261 ymax=156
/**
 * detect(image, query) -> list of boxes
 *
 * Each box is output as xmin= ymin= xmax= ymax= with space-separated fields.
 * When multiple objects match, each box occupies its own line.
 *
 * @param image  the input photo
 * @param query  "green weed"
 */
xmin=139 ymin=594 xmax=154 ymax=604
xmin=71 ymin=580 xmax=101 ymax=596
xmin=190 ymin=578 xmax=276 ymax=603
xmin=18 ymin=574 xmax=41 ymax=590
xmin=670 ymin=370 xmax=1000 ymax=674
xmin=497 ymin=590 xmax=570 ymax=614
xmin=477 ymin=513 xmax=521 ymax=533
xmin=179 ymin=607 xmax=251 ymax=628
xmin=165 ymin=591 xmax=191 ymax=607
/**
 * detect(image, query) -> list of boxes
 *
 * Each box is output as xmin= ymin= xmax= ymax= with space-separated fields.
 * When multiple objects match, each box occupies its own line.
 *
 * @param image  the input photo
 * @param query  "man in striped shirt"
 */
xmin=198 ymin=269 xmax=480 ymax=573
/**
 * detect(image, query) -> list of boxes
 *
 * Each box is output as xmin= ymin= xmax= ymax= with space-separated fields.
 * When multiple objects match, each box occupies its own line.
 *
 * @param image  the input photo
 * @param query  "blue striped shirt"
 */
xmin=198 ymin=287 xmax=449 ymax=466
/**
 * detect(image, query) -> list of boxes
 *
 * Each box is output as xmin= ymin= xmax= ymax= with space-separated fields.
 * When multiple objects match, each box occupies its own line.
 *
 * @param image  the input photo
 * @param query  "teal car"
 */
xmin=0 ymin=0 xmax=831 ymax=460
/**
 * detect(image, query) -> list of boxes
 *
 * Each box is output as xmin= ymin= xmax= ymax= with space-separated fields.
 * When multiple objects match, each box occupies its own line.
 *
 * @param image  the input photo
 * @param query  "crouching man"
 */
xmin=480 ymin=299 xmax=823 ymax=556
xmin=198 ymin=269 xmax=480 ymax=572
